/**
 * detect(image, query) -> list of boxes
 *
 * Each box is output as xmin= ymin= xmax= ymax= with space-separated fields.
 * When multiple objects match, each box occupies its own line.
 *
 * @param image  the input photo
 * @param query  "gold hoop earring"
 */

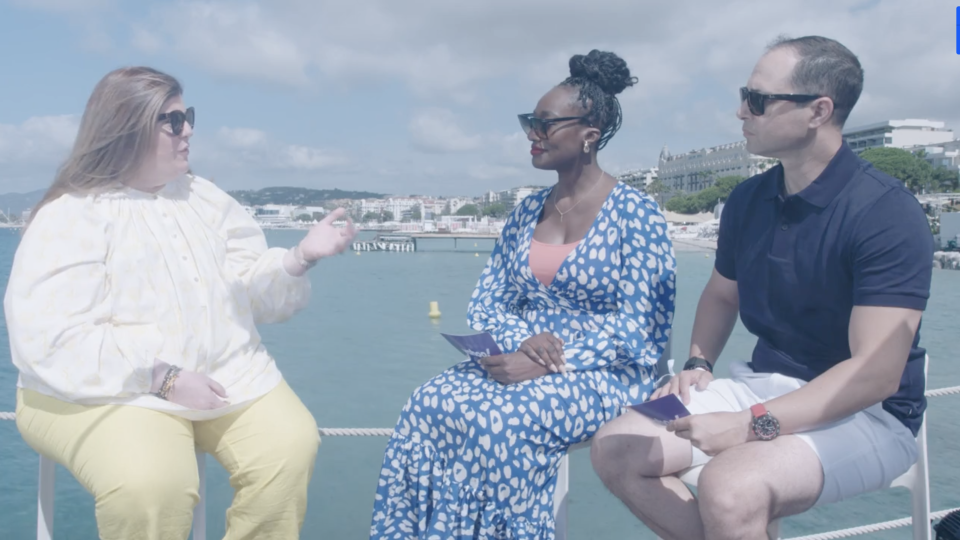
xmin=583 ymin=140 xmax=590 ymax=153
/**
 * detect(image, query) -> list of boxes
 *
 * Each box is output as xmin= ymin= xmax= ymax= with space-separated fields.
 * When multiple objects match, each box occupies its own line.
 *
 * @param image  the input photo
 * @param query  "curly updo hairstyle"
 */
xmin=561 ymin=50 xmax=637 ymax=151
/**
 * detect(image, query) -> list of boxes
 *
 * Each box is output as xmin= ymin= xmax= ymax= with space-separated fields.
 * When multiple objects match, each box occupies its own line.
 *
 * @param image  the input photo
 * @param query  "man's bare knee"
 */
xmin=695 ymin=437 xmax=824 ymax=540
xmin=697 ymin=458 xmax=770 ymax=527
xmin=591 ymin=409 xmax=692 ymax=481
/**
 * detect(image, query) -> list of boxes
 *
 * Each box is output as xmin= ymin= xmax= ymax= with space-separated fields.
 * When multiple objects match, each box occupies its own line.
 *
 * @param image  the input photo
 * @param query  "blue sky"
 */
xmin=0 ymin=0 xmax=957 ymax=197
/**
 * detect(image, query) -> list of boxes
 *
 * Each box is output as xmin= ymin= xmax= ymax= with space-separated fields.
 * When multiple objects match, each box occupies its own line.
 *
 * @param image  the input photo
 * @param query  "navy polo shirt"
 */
xmin=716 ymin=143 xmax=934 ymax=436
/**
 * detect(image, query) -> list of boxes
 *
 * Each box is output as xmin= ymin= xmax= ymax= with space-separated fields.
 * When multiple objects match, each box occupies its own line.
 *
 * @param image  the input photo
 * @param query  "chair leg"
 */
xmin=768 ymin=518 xmax=781 ymax=540
xmin=911 ymin=419 xmax=932 ymax=540
xmin=554 ymin=454 xmax=570 ymax=540
xmin=192 ymin=450 xmax=206 ymax=540
xmin=37 ymin=455 xmax=54 ymax=540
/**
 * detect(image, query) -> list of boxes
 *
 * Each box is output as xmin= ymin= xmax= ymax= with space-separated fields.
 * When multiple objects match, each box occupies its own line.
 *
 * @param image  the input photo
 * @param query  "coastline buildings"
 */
xmin=657 ymin=141 xmax=777 ymax=194
xmin=654 ymin=119 xmax=957 ymax=198
xmin=913 ymin=139 xmax=960 ymax=171
xmin=354 ymin=197 xmax=429 ymax=221
xmin=617 ymin=167 xmax=658 ymax=190
xmin=842 ymin=119 xmax=960 ymax=183
xmin=496 ymin=186 xmax=541 ymax=209
xmin=842 ymin=119 xmax=954 ymax=153
xmin=345 ymin=185 xmax=542 ymax=224
xmin=351 ymin=196 xmax=475 ymax=221
xmin=253 ymin=204 xmax=327 ymax=225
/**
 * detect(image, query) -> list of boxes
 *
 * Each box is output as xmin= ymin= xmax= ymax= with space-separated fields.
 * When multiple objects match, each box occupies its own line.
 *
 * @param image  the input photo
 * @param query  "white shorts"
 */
xmin=685 ymin=361 xmax=918 ymax=505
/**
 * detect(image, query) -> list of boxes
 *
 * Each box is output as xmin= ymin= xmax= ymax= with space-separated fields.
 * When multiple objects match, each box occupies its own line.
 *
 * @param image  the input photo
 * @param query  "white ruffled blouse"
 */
xmin=4 ymin=175 xmax=310 ymax=420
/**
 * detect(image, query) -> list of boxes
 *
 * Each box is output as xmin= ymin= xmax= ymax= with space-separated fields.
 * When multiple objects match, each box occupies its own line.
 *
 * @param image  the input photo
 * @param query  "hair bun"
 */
xmin=568 ymin=50 xmax=637 ymax=96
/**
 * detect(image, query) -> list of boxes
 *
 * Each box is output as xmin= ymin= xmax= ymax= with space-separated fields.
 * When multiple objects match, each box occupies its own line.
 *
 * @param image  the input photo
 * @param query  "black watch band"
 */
xmin=682 ymin=356 xmax=713 ymax=373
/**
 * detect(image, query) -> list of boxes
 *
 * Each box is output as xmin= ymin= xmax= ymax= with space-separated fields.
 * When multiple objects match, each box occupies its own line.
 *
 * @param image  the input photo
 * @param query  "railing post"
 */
xmin=192 ymin=450 xmax=206 ymax=540
xmin=37 ymin=455 xmax=54 ymax=540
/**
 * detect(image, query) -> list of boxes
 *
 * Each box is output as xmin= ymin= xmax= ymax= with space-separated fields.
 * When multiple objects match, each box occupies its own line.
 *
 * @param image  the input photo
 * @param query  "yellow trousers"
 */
xmin=15 ymin=379 xmax=320 ymax=540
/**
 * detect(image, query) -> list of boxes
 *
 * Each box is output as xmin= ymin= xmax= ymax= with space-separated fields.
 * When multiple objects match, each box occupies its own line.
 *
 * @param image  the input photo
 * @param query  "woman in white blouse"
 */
xmin=5 ymin=66 xmax=356 ymax=540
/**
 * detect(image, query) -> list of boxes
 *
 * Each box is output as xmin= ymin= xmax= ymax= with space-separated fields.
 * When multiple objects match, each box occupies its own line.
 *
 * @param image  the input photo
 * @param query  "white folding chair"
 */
xmin=672 ymin=372 xmax=931 ymax=540
xmin=553 ymin=355 xmax=932 ymax=540
xmin=36 ymin=449 xmax=208 ymax=540
xmin=554 ymin=337 xmax=675 ymax=540
xmin=193 ymin=449 xmax=207 ymax=540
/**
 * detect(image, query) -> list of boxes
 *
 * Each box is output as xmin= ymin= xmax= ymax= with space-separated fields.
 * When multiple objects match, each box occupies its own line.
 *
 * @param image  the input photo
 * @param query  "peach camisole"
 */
xmin=529 ymin=238 xmax=580 ymax=286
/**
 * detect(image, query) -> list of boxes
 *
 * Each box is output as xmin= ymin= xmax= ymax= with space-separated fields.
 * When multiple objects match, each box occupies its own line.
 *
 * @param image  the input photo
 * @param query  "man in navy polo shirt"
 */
xmin=590 ymin=35 xmax=934 ymax=540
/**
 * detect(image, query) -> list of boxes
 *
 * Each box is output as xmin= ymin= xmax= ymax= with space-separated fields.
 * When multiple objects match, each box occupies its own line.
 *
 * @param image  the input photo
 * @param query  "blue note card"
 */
xmin=441 ymin=332 xmax=503 ymax=361
xmin=628 ymin=394 xmax=691 ymax=423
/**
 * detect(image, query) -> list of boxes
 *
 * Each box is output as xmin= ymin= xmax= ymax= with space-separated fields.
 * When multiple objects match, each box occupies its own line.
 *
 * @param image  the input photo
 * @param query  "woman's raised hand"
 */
xmin=299 ymin=208 xmax=358 ymax=262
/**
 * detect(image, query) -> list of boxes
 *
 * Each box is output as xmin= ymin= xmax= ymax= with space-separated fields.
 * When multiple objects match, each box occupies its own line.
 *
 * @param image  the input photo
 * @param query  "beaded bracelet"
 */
xmin=155 ymin=365 xmax=182 ymax=400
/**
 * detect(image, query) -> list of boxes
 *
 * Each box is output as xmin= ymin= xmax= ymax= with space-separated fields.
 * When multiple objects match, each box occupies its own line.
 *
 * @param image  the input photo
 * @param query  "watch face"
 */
xmin=753 ymin=414 xmax=780 ymax=441
xmin=683 ymin=357 xmax=712 ymax=373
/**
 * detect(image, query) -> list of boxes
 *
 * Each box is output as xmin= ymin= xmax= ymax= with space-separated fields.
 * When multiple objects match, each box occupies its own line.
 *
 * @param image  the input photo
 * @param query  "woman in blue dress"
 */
xmin=370 ymin=50 xmax=676 ymax=539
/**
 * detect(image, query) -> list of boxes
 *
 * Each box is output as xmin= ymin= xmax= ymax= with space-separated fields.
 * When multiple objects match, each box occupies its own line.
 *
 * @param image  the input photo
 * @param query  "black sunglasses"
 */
xmin=518 ymin=113 xmax=589 ymax=137
xmin=158 ymin=107 xmax=195 ymax=136
xmin=739 ymin=87 xmax=822 ymax=116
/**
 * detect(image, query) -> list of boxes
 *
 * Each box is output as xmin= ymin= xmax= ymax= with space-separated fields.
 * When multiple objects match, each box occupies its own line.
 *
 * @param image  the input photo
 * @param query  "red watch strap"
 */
xmin=750 ymin=403 xmax=767 ymax=418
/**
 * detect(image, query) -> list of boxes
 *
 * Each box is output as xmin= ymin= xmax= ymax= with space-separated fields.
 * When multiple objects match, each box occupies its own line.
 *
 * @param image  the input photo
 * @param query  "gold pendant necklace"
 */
xmin=554 ymin=170 xmax=605 ymax=222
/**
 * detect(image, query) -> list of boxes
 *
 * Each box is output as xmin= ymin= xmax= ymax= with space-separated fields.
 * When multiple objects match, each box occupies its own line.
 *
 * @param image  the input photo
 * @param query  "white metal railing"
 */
xmin=3 ymin=380 xmax=960 ymax=539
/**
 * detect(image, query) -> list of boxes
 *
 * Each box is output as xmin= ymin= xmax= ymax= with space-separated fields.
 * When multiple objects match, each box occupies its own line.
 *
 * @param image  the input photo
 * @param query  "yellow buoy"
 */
xmin=475 ymin=253 xmax=479 ymax=257
xmin=428 ymin=301 xmax=441 ymax=318
xmin=355 ymin=252 xmax=361 ymax=255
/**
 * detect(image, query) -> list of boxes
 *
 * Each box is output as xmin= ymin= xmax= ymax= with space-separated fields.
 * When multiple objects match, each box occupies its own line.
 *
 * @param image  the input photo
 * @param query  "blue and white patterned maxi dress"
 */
xmin=370 ymin=183 xmax=676 ymax=539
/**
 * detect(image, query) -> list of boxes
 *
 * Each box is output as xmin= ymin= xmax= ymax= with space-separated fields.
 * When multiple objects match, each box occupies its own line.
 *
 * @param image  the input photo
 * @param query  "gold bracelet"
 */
xmin=155 ymin=365 xmax=182 ymax=400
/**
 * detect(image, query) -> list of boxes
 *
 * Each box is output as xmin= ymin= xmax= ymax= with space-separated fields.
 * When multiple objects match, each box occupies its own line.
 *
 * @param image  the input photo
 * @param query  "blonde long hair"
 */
xmin=27 ymin=66 xmax=183 ymax=226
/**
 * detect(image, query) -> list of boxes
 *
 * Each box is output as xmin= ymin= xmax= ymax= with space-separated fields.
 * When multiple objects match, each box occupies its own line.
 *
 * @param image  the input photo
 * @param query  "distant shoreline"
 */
xmin=671 ymin=237 xmax=717 ymax=252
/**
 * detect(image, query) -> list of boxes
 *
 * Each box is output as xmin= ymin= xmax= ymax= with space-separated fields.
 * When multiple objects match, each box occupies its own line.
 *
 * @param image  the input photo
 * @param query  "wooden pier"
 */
xmin=351 ymin=233 xmax=499 ymax=253
xmin=352 ymin=234 xmax=416 ymax=252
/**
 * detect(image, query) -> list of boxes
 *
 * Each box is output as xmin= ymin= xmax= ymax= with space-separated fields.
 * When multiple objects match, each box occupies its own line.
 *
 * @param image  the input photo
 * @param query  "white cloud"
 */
xmin=671 ymin=98 xmax=742 ymax=139
xmin=10 ymin=0 xmax=112 ymax=12
xmin=496 ymin=132 xmax=533 ymax=167
xmin=11 ymin=0 xmax=118 ymax=53
xmin=114 ymin=1 xmax=742 ymax=101
xmin=13 ymin=0 xmax=960 ymax=194
xmin=217 ymin=127 xmax=268 ymax=149
xmin=137 ymin=2 xmax=310 ymax=87
xmin=29 ymin=0 xmax=953 ymax=121
xmin=0 ymin=115 xmax=79 ymax=165
xmin=0 ymin=115 xmax=80 ymax=194
xmin=118 ymin=1 xmax=960 ymax=159
xmin=78 ymin=20 xmax=113 ymax=53
xmin=207 ymin=126 xmax=348 ymax=173
xmin=130 ymin=25 xmax=162 ymax=53
xmin=281 ymin=145 xmax=348 ymax=170
xmin=409 ymin=109 xmax=484 ymax=153
xmin=406 ymin=114 xmax=538 ymax=186
xmin=468 ymin=164 xmax=524 ymax=181
xmin=0 ymin=117 xmax=349 ymax=193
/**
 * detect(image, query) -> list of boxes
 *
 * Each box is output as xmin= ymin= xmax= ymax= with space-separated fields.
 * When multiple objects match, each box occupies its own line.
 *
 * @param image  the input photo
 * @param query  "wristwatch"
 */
xmin=750 ymin=403 xmax=780 ymax=441
xmin=682 ymin=356 xmax=713 ymax=373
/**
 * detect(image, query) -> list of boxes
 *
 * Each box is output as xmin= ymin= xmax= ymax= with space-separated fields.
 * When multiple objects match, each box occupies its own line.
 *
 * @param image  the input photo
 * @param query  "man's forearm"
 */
xmin=760 ymin=355 xmax=902 ymax=436
xmin=759 ymin=305 xmax=920 ymax=436
xmin=689 ymin=290 xmax=739 ymax=365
